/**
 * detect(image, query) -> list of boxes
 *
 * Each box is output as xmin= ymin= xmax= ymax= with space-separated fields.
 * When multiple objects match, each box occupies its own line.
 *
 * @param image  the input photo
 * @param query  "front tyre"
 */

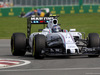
xmin=87 ymin=33 xmax=100 ymax=57
xmin=11 ymin=33 xmax=26 ymax=56
xmin=32 ymin=34 xmax=46 ymax=59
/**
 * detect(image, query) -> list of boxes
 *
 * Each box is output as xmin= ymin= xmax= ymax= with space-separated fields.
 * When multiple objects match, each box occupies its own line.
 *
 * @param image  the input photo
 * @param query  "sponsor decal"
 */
xmin=31 ymin=17 xmax=54 ymax=24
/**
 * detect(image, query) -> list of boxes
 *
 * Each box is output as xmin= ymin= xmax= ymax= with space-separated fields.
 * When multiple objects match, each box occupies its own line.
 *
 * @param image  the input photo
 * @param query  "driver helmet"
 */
xmin=52 ymin=25 xmax=61 ymax=33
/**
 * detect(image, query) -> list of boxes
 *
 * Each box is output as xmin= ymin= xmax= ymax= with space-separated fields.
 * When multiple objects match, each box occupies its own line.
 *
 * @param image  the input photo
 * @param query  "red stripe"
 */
xmin=60 ymin=33 xmax=65 ymax=43
xmin=0 ymin=60 xmax=20 ymax=62
xmin=69 ymin=33 xmax=74 ymax=41
xmin=49 ymin=30 xmax=50 ymax=33
xmin=64 ymin=30 xmax=66 ymax=32
xmin=0 ymin=62 xmax=16 ymax=65
xmin=40 ymin=21 xmax=44 ymax=23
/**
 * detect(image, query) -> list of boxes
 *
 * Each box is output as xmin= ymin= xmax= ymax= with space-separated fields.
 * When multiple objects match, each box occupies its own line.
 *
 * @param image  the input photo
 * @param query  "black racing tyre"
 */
xmin=87 ymin=33 xmax=100 ymax=57
xmin=32 ymin=34 xmax=46 ymax=59
xmin=44 ymin=12 xmax=50 ymax=17
xmin=88 ymin=33 xmax=100 ymax=48
xmin=11 ymin=33 xmax=26 ymax=56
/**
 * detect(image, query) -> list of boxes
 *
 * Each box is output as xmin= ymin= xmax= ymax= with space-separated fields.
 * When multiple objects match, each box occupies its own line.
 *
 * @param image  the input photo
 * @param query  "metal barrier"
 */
xmin=0 ymin=0 xmax=100 ymax=7
xmin=0 ymin=0 xmax=100 ymax=17
xmin=0 ymin=5 xmax=100 ymax=17
xmin=83 ymin=0 xmax=100 ymax=5
xmin=13 ymin=0 xmax=79 ymax=6
xmin=11 ymin=0 xmax=100 ymax=6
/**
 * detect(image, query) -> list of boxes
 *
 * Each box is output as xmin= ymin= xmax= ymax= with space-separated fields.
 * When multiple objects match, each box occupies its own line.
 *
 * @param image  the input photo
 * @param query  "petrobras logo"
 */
xmin=31 ymin=17 xmax=54 ymax=21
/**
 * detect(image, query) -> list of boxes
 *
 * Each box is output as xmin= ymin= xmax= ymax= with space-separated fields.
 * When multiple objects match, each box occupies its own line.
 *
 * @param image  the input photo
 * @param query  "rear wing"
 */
xmin=27 ymin=16 xmax=57 ymax=38
xmin=31 ymin=17 xmax=54 ymax=24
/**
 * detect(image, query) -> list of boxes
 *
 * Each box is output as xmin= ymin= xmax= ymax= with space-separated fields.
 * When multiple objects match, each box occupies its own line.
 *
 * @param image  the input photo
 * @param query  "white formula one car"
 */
xmin=11 ymin=16 xmax=100 ymax=59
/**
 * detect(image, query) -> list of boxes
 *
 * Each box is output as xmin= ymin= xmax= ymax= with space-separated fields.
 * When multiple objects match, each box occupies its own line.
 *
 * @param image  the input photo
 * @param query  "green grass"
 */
xmin=0 ymin=13 xmax=100 ymax=39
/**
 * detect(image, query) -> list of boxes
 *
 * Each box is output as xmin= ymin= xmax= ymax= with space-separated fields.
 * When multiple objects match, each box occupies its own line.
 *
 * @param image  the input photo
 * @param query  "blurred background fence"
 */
xmin=13 ymin=0 xmax=79 ymax=6
xmin=0 ymin=0 xmax=100 ymax=17
xmin=0 ymin=0 xmax=100 ymax=7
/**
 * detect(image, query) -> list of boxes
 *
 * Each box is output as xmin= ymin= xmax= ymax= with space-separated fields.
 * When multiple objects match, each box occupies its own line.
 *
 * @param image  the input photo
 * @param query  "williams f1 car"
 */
xmin=11 ymin=16 xmax=100 ymax=59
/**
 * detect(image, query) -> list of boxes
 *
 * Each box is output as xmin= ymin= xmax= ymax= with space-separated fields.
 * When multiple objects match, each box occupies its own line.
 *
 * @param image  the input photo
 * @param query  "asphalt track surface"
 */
xmin=0 ymin=39 xmax=100 ymax=75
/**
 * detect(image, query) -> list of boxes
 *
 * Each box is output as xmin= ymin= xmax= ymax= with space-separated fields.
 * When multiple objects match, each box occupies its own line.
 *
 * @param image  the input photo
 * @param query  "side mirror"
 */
xmin=69 ymin=29 xmax=76 ymax=32
xmin=58 ymin=24 xmax=61 ymax=26
xmin=38 ymin=29 xmax=43 ymax=32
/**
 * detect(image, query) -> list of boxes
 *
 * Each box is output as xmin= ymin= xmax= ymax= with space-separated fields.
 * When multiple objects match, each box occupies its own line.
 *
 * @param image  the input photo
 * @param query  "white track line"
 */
xmin=1 ymin=67 xmax=100 ymax=72
xmin=86 ymin=73 xmax=100 ymax=75
xmin=0 ymin=61 xmax=20 ymax=64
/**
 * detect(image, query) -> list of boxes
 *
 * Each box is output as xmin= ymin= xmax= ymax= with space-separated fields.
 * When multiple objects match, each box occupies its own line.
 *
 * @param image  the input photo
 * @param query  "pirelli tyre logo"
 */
xmin=31 ymin=17 xmax=54 ymax=24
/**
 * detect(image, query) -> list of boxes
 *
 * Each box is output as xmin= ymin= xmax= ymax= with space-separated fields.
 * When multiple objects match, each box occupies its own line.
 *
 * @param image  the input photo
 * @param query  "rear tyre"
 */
xmin=87 ymin=33 xmax=100 ymax=57
xmin=44 ymin=12 xmax=50 ymax=17
xmin=11 ymin=33 xmax=26 ymax=56
xmin=32 ymin=34 xmax=46 ymax=59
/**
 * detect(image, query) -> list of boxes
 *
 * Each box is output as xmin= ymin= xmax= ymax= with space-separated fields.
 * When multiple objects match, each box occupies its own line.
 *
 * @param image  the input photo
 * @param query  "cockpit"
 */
xmin=47 ymin=18 xmax=62 ymax=33
xmin=52 ymin=25 xmax=61 ymax=33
